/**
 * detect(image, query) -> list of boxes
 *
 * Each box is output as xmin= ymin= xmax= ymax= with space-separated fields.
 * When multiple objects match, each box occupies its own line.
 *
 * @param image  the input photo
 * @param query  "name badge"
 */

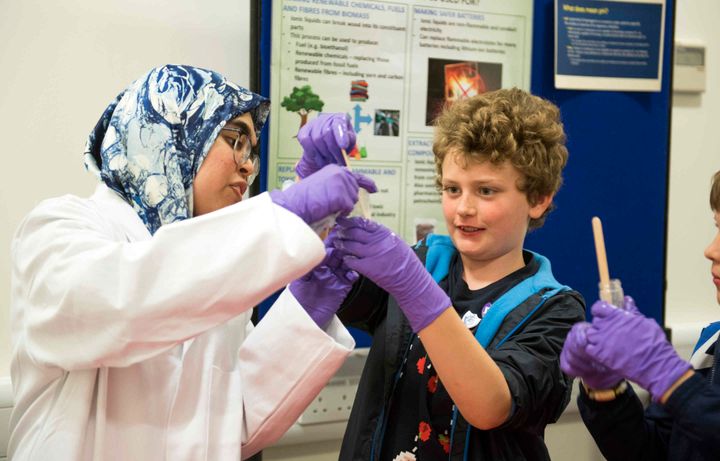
xmin=461 ymin=311 xmax=481 ymax=329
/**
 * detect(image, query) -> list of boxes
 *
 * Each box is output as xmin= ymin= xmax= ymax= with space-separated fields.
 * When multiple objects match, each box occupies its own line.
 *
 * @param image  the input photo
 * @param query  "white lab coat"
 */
xmin=8 ymin=184 xmax=355 ymax=460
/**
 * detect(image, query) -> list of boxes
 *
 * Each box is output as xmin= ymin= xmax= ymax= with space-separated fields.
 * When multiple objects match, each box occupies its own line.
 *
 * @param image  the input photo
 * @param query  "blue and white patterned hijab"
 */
xmin=84 ymin=65 xmax=269 ymax=235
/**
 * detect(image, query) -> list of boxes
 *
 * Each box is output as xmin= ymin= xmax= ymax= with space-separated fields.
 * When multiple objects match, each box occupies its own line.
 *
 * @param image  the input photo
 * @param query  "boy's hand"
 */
xmin=561 ymin=322 xmax=624 ymax=390
xmin=332 ymin=217 xmax=451 ymax=332
xmin=296 ymin=113 xmax=356 ymax=178
xmin=585 ymin=300 xmax=692 ymax=402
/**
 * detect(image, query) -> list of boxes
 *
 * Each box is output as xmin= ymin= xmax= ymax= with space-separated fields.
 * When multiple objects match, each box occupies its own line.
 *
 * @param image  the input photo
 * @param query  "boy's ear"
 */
xmin=529 ymin=194 xmax=553 ymax=219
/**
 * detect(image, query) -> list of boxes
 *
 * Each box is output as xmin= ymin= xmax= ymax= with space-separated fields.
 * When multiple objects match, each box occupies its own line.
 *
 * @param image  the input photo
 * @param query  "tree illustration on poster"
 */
xmin=281 ymin=85 xmax=325 ymax=129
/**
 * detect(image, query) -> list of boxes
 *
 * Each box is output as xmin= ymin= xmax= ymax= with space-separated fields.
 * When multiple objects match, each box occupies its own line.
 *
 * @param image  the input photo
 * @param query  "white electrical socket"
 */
xmin=298 ymin=377 xmax=359 ymax=425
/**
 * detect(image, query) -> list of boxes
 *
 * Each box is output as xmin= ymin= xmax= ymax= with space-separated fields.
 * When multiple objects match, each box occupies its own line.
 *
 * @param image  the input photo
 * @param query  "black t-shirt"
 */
xmin=379 ymin=252 xmax=539 ymax=460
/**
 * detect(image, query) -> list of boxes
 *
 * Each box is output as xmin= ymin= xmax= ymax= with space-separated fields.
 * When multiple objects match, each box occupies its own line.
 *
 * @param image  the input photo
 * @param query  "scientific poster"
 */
xmin=269 ymin=0 xmax=533 ymax=243
xmin=555 ymin=0 xmax=665 ymax=91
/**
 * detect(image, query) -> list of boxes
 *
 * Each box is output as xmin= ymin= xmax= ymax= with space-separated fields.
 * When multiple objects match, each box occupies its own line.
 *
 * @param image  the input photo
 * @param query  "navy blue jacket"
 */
xmin=338 ymin=246 xmax=585 ymax=460
xmin=578 ymin=337 xmax=720 ymax=460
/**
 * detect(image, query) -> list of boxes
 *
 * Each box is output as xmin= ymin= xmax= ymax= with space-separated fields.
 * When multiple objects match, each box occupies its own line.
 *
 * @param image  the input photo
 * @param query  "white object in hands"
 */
xmin=341 ymin=148 xmax=372 ymax=219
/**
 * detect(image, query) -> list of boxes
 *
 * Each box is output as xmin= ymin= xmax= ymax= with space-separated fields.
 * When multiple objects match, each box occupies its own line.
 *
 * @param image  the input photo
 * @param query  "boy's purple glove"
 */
xmin=296 ymin=113 xmax=356 ymax=179
xmin=561 ymin=322 xmax=624 ymax=390
xmin=333 ymin=217 xmax=451 ymax=333
xmin=289 ymin=232 xmax=358 ymax=328
xmin=270 ymin=164 xmax=376 ymax=225
xmin=586 ymin=298 xmax=692 ymax=402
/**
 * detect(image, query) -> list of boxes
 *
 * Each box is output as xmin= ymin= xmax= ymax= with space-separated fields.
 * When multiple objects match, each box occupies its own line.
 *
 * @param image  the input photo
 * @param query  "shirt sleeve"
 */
xmin=336 ymin=275 xmax=389 ymax=335
xmin=11 ymin=192 xmax=325 ymax=370
xmin=577 ymin=347 xmax=720 ymax=460
xmin=489 ymin=292 xmax=585 ymax=431
xmin=577 ymin=382 xmax=672 ymax=460
xmin=661 ymin=371 xmax=720 ymax=457
xmin=239 ymin=288 xmax=355 ymax=457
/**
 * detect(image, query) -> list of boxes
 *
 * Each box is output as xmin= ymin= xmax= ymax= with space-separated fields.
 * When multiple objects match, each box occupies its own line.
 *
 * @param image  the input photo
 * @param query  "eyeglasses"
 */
xmin=221 ymin=126 xmax=260 ymax=183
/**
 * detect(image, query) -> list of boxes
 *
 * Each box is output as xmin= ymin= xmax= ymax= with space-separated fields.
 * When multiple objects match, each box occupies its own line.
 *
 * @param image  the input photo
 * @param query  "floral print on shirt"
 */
xmin=416 ymin=356 xmax=426 ymax=374
xmin=418 ymin=421 xmax=432 ymax=442
xmin=427 ymin=375 xmax=438 ymax=393
xmin=438 ymin=433 xmax=450 ymax=454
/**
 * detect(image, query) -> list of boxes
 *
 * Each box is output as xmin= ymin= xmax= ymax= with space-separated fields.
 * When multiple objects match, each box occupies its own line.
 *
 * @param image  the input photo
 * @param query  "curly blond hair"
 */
xmin=433 ymin=88 xmax=568 ymax=229
xmin=712 ymin=171 xmax=720 ymax=212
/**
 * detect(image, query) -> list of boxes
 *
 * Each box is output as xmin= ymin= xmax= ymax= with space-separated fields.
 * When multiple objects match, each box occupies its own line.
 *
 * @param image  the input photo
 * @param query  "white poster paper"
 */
xmin=269 ymin=0 xmax=533 ymax=242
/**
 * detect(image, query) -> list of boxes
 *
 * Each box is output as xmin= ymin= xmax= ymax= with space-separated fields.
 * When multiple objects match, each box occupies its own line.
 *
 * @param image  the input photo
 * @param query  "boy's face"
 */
xmin=440 ymin=152 xmax=551 ymax=269
xmin=704 ymin=211 xmax=720 ymax=304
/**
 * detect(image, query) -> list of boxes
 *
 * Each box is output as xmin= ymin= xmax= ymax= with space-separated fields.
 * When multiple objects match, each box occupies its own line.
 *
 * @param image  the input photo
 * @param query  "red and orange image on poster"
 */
xmin=444 ymin=62 xmax=486 ymax=102
xmin=425 ymin=58 xmax=502 ymax=125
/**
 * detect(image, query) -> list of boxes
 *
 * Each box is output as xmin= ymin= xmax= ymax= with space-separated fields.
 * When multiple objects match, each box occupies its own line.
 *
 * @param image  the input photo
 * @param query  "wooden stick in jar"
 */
xmin=591 ymin=216 xmax=612 ymax=301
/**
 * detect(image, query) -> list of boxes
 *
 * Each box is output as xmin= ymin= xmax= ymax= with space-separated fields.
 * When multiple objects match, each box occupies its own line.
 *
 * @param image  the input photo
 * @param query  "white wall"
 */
xmin=0 ymin=0 xmax=252 ymax=377
xmin=0 ymin=1 xmax=718 ymax=460
xmin=666 ymin=0 xmax=720 ymax=327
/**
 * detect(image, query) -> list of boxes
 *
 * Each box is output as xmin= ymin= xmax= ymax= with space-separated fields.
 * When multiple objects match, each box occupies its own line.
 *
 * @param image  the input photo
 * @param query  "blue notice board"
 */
xmin=557 ymin=0 xmax=663 ymax=79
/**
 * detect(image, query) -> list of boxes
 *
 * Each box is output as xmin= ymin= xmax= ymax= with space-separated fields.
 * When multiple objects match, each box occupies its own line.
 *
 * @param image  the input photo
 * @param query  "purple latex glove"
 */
xmin=270 ymin=164 xmax=377 ymax=225
xmin=296 ymin=113 xmax=356 ymax=179
xmin=561 ymin=297 xmax=640 ymax=389
xmin=289 ymin=232 xmax=358 ymax=328
xmin=586 ymin=297 xmax=692 ymax=402
xmin=561 ymin=322 xmax=624 ymax=389
xmin=333 ymin=217 xmax=451 ymax=333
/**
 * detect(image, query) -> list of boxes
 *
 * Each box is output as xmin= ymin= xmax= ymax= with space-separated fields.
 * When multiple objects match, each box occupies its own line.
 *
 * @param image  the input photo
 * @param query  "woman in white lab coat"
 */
xmin=8 ymin=65 xmax=373 ymax=460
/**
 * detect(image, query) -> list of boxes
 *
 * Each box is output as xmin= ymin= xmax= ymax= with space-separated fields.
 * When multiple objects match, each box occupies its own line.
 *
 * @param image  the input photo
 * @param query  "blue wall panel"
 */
xmin=526 ymin=0 xmax=674 ymax=323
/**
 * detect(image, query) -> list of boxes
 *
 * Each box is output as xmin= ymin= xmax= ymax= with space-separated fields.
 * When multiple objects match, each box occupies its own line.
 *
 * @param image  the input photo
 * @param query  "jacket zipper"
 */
xmin=710 ymin=341 xmax=718 ymax=385
xmin=370 ymin=333 xmax=416 ymax=461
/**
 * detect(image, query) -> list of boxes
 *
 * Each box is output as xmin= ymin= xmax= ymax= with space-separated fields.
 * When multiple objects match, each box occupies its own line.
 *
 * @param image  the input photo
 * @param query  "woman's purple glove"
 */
xmin=270 ymin=164 xmax=376 ymax=225
xmin=289 ymin=232 xmax=358 ymax=328
xmin=585 ymin=297 xmax=692 ymax=402
xmin=333 ymin=217 xmax=451 ymax=333
xmin=561 ymin=322 xmax=624 ymax=389
xmin=296 ymin=113 xmax=356 ymax=178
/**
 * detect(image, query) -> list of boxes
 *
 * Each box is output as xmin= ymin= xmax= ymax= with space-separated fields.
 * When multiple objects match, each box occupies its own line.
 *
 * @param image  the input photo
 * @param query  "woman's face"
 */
xmin=192 ymin=113 xmax=258 ymax=216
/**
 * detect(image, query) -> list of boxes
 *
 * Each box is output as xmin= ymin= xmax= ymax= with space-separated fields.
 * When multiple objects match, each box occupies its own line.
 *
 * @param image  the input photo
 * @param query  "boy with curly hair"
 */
xmin=324 ymin=88 xmax=586 ymax=460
